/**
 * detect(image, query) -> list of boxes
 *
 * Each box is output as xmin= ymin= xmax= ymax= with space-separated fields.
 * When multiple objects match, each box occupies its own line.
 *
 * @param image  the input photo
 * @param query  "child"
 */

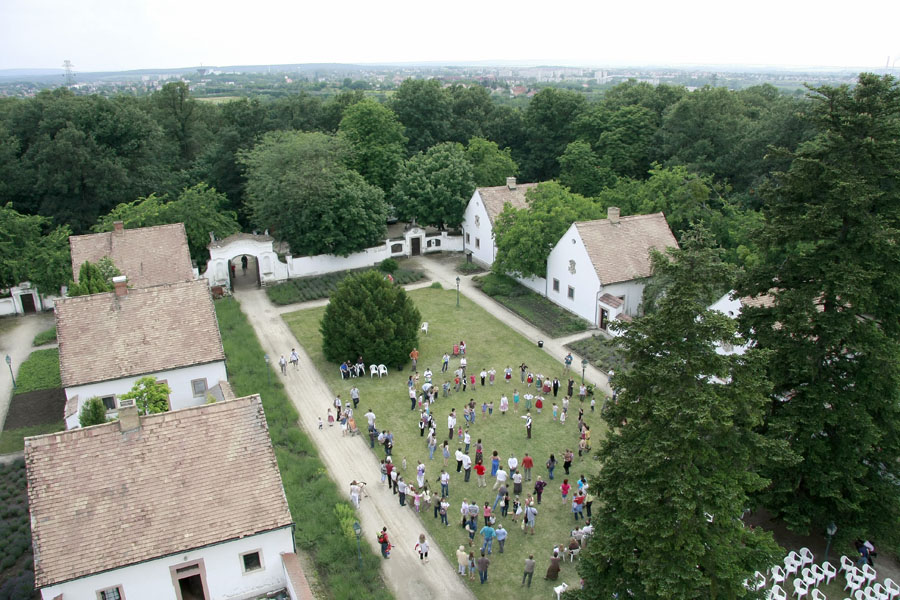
xmin=488 ymin=401 xmax=494 ymax=416
xmin=402 ymin=457 xmax=408 ymax=472
xmin=415 ymin=533 xmax=429 ymax=563
xmin=327 ymin=409 xmax=335 ymax=426
xmin=552 ymin=403 xmax=559 ymax=421
xmin=458 ymin=426 xmax=464 ymax=442
xmin=561 ymin=479 xmax=571 ymax=504
xmin=524 ymin=392 xmax=533 ymax=412
xmin=526 ymin=372 xmax=534 ymax=387
xmin=535 ymin=396 xmax=543 ymax=414
xmin=482 ymin=401 xmax=488 ymax=418
xmin=318 ymin=417 xmax=324 ymax=430
xmin=560 ymin=410 xmax=567 ymax=425
xmin=591 ymin=397 xmax=597 ymax=412
xmin=470 ymin=374 xmax=476 ymax=389
xmin=489 ymin=368 xmax=496 ymax=385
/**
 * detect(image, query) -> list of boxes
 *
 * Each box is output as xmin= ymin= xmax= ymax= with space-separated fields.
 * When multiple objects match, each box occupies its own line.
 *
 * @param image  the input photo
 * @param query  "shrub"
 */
xmin=429 ymin=281 xmax=443 ymax=289
xmin=456 ymin=261 xmax=481 ymax=274
xmin=78 ymin=397 xmax=108 ymax=427
xmin=378 ymin=258 xmax=398 ymax=274
xmin=476 ymin=272 xmax=523 ymax=297
xmin=321 ymin=270 xmax=421 ymax=368
xmin=32 ymin=326 xmax=57 ymax=346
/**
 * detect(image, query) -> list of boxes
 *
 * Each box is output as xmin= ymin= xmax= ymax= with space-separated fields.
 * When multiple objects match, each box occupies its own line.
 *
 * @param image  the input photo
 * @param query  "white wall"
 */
xmin=708 ymin=291 xmax=748 ymax=356
xmin=40 ymin=527 xmax=294 ymax=600
xmin=461 ymin=191 xmax=495 ymax=268
xmin=205 ymin=238 xmax=289 ymax=289
xmin=516 ymin=274 xmax=547 ymax=296
xmin=602 ymin=280 xmax=647 ymax=317
xmin=65 ymin=361 xmax=228 ymax=429
xmin=545 ymin=224 xmax=602 ymax=326
xmin=0 ymin=283 xmax=60 ymax=315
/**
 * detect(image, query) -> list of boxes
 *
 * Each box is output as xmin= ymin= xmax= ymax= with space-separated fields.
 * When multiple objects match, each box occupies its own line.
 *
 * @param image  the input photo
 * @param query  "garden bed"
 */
xmin=472 ymin=273 xmax=590 ymax=338
xmin=566 ymin=334 xmax=631 ymax=374
xmin=3 ymin=388 xmax=66 ymax=431
xmin=266 ymin=267 xmax=426 ymax=305
xmin=0 ymin=459 xmax=35 ymax=600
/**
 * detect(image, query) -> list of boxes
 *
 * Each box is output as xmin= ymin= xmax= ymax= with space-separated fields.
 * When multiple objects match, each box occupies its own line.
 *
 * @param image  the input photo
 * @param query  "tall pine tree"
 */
xmin=577 ymin=228 xmax=781 ymax=599
xmin=738 ymin=73 xmax=900 ymax=544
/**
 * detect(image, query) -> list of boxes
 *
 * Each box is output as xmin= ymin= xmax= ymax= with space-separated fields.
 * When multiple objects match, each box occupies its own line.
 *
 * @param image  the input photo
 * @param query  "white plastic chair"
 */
xmin=884 ymin=578 xmax=899 ymax=600
xmin=810 ymin=590 xmax=827 ymax=600
xmin=378 ymin=364 xmax=388 ymax=377
xmin=845 ymin=569 xmax=864 ymax=595
xmin=862 ymin=564 xmax=877 ymax=585
xmin=872 ymin=584 xmax=889 ymax=600
xmin=809 ymin=564 xmax=825 ymax=587
xmin=793 ymin=578 xmax=809 ymax=600
xmin=786 ymin=552 xmax=802 ymax=576
xmin=769 ymin=584 xmax=788 ymax=600
xmin=568 ymin=547 xmax=580 ymax=562
xmin=745 ymin=571 xmax=765 ymax=591
xmin=370 ymin=364 xmax=378 ymax=377
xmin=841 ymin=555 xmax=855 ymax=574
xmin=799 ymin=547 xmax=815 ymax=568
xmin=770 ymin=565 xmax=787 ymax=586
xmin=421 ymin=321 xmax=429 ymax=335
xmin=801 ymin=567 xmax=818 ymax=589
xmin=821 ymin=561 xmax=837 ymax=585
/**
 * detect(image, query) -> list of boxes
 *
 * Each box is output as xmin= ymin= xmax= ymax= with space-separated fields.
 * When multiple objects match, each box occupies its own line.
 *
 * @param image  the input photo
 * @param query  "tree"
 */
xmin=0 ymin=203 xmax=71 ymax=293
xmin=391 ymin=79 xmax=452 ymax=153
xmin=120 ymin=376 xmax=172 ymax=415
xmin=78 ymin=397 xmax=108 ymax=427
xmin=577 ymin=228 xmax=782 ymax=599
xmin=465 ymin=137 xmax=518 ymax=187
xmin=320 ymin=270 xmax=421 ymax=369
xmin=240 ymin=131 xmax=388 ymax=256
xmin=575 ymin=104 xmax=658 ymax=180
xmin=391 ymin=142 xmax=475 ymax=228
xmin=94 ymin=183 xmax=240 ymax=265
xmin=558 ymin=140 xmax=616 ymax=197
xmin=447 ymin=84 xmax=495 ymax=144
xmin=493 ymin=182 xmax=604 ymax=278
xmin=67 ymin=258 xmax=119 ymax=297
xmin=339 ymin=98 xmax=407 ymax=193
xmin=737 ymin=73 xmax=900 ymax=544
xmin=521 ymin=88 xmax=587 ymax=181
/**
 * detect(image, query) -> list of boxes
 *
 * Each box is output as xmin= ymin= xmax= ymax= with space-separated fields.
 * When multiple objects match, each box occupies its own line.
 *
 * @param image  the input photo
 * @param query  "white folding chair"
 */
xmin=862 ymin=564 xmax=877 ymax=585
xmin=421 ymin=321 xmax=429 ymax=335
xmin=884 ymin=578 xmax=900 ymax=600
xmin=378 ymin=364 xmax=388 ymax=377
xmin=810 ymin=590 xmax=827 ymax=600
xmin=769 ymin=584 xmax=787 ymax=600
xmin=821 ymin=561 xmax=837 ymax=585
xmin=793 ymin=578 xmax=809 ymax=600
xmin=799 ymin=547 xmax=815 ymax=568
xmin=370 ymin=364 xmax=378 ymax=377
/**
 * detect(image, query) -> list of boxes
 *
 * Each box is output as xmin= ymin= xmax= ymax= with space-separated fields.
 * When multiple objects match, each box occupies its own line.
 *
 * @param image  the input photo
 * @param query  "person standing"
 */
xmin=448 ymin=411 xmax=457 ymax=441
xmin=350 ymin=385 xmax=360 ymax=409
xmin=547 ymin=454 xmax=557 ymax=480
xmin=409 ymin=386 xmax=417 ymax=411
xmin=349 ymin=480 xmax=361 ymax=508
xmin=410 ymin=347 xmax=419 ymax=371
xmin=512 ymin=470 xmax=523 ymax=495
xmin=290 ymin=348 xmax=299 ymax=369
xmin=524 ymin=502 xmax=538 ymax=534
xmin=415 ymin=533 xmax=429 ymax=563
xmin=552 ymin=377 xmax=560 ymax=397
xmin=440 ymin=497 xmax=450 ymax=526
xmin=545 ymin=550 xmax=562 ymax=580
xmin=475 ymin=461 xmax=486 ymax=487
xmin=564 ymin=353 xmax=573 ymax=372
xmin=567 ymin=377 xmax=575 ymax=398
xmin=455 ymin=447 xmax=464 ymax=473
xmin=534 ymin=477 xmax=547 ymax=504
xmin=522 ymin=554 xmax=535 ymax=587
xmin=442 ymin=353 xmax=450 ymax=373
xmin=496 ymin=523 xmax=508 ymax=553
xmin=378 ymin=527 xmax=390 ymax=558
xmin=462 ymin=452 xmax=472 ymax=482
xmin=279 ymin=355 xmax=287 ymax=375
xmin=508 ymin=453 xmax=518 ymax=474
xmin=564 ymin=449 xmax=574 ymax=475
xmin=477 ymin=551 xmax=490 ymax=584
xmin=398 ymin=477 xmax=407 ymax=506
xmin=456 ymin=545 xmax=468 ymax=575
xmin=440 ymin=469 xmax=451 ymax=497
xmin=522 ymin=453 xmax=534 ymax=481
xmin=522 ymin=411 xmax=533 ymax=438
xmin=520 ymin=363 xmax=528 ymax=383
xmin=480 ymin=522 xmax=495 ymax=554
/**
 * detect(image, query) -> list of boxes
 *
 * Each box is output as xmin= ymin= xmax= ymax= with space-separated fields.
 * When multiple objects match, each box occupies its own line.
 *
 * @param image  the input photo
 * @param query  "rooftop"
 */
xmin=476 ymin=181 xmax=540 ymax=225
xmin=575 ymin=212 xmax=679 ymax=285
xmin=69 ymin=223 xmax=194 ymax=289
xmin=55 ymin=279 xmax=224 ymax=388
xmin=26 ymin=395 xmax=293 ymax=588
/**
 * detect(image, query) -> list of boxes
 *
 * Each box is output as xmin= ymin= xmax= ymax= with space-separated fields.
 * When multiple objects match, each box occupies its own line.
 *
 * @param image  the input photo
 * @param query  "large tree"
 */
xmin=0 ymin=203 xmax=71 ymax=293
xmin=391 ymin=79 xmax=451 ymax=153
xmin=521 ymin=88 xmax=587 ymax=181
xmin=492 ymin=182 xmax=604 ymax=278
xmin=240 ymin=131 xmax=388 ymax=256
xmin=321 ymin=270 xmax=420 ymax=369
xmin=577 ymin=228 xmax=782 ymax=599
xmin=391 ymin=142 xmax=475 ymax=229
xmin=465 ymin=136 xmax=518 ymax=187
xmin=339 ymin=98 xmax=407 ymax=193
xmin=737 ymin=73 xmax=900 ymax=544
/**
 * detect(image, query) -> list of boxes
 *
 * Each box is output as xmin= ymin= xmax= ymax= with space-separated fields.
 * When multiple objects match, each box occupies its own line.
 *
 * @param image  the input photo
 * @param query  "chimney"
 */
xmin=113 ymin=221 xmax=124 ymax=234
xmin=113 ymin=275 xmax=127 ymax=297
xmin=608 ymin=206 xmax=620 ymax=224
xmin=118 ymin=404 xmax=140 ymax=432
xmin=506 ymin=177 xmax=517 ymax=190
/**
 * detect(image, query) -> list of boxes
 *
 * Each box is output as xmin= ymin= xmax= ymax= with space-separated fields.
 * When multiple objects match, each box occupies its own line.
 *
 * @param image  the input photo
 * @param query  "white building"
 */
xmin=543 ymin=208 xmax=678 ymax=331
xmin=708 ymin=291 xmax=774 ymax=355
xmin=461 ymin=177 xmax=538 ymax=268
xmin=55 ymin=278 xmax=227 ymax=429
xmin=26 ymin=395 xmax=312 ymax=600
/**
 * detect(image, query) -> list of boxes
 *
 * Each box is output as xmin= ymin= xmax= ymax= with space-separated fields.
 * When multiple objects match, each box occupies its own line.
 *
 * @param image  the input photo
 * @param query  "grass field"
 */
xmin=32 ymin=326 xmax=57 ymax=346
xmin=284 ymin=287 xmax=605 ymax=599
xmin=13 ymin=348 xmax=60 ymax=394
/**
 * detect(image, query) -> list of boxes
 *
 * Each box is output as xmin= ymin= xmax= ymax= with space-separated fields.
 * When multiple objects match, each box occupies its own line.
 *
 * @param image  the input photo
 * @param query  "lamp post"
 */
xmin=353 ymin=521 xmax=362 ymax=570
xmin=824 ymin=522 xmax=837 ymax=562
xmin=5 ymin=355 xmax=15 ymax=390
xmin=581 ymin=358 xmax=588 ymax=385
xmin=263 ymin=354 xmax=270 ymax=387
xmin=456 ymin=276 xmax=460 ymax=308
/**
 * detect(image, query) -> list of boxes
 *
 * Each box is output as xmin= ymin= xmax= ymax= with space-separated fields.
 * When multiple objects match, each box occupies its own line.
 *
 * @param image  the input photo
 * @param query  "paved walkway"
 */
xmin=0 ymin=312 xmax=55 ymax=432
xmin=234 ymin=287 xmax=474 ymax=600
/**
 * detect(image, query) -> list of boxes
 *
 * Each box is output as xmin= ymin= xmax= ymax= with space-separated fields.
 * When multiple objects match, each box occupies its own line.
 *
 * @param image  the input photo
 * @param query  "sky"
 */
xmin=2 ymin=0 xmax=899 ymax=72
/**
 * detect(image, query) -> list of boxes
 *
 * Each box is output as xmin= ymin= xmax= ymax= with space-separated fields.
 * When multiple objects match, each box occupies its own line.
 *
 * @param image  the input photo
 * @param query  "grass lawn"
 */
xmin=284 ymin=287 xmax=605 ymax=599
xmin=267 ymin=267 xmax=426 ymax=305
xmin=0 ymin=422 xmax=64 ymax=455
xmin=13 ymin=348 xmax=60 ymax=394
xmin=472 ymin=273 xmax=589 ymax=338
xmin=215 ymin=298 xmax=391 ymax=600
xmin=32 ymin=326 xmax=57 ymax=346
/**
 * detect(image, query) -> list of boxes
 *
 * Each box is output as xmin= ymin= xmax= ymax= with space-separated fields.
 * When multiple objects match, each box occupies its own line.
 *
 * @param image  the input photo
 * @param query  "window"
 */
xmin=465 ymin=233 xmax=470 ymax=244
xmin=568 ymin=286 xmax=575 ymax=300
xmin=241 ymin=550 xmax=263 ymax=573
xmin=191 ymin=378 xmax=208 ymax=398
xmin=101 ymin=396 xmax=116 ymax=411
xmin=98 ymin=586 xmax=123 ymax=600
xmin=475 ymin=238 xmax=480 ymax=249
xmin=433 ymin=239 xmax=441 ymax=247
xmin=552 ymin=279 xmax=560 ymax=292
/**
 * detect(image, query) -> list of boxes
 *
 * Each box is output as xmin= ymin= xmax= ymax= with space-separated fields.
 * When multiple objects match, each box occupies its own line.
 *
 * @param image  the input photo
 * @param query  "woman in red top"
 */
xmin=560 ymin=479 xmax=571 ymax=504
xmin=474 ymin=461 xmax=486 ymax=487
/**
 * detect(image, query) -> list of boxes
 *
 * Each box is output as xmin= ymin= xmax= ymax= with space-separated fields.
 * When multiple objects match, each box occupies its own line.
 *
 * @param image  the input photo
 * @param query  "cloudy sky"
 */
xmin=2 ymin=0 xmax=898 ymax=72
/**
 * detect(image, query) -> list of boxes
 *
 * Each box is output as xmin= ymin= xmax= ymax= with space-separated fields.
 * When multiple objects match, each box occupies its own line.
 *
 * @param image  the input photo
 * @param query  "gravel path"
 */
xmin=234 ymin=287 xmax=475 ymax=600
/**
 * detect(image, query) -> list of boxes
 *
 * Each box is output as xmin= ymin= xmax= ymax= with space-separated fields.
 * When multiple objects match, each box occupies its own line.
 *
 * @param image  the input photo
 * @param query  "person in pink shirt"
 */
xmin=560 ymin=479 xmax=571 ymax=504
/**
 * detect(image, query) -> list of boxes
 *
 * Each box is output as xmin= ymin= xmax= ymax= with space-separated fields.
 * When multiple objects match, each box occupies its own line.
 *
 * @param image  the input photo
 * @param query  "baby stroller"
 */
xmin=452 ymin=343 xmax=460 ymax=357
xmin=347 ymin=417 xmax=360 ymax=436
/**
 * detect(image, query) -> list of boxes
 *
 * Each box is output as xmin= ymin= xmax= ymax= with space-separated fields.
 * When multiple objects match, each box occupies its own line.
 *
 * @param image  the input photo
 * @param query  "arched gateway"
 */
xmin=202 ymin=233 xmax=289 ymax=291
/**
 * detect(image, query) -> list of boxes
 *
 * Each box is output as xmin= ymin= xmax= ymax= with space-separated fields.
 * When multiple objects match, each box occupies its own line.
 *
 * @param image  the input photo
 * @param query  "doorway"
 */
xmin=178 ymin=575 xmax=206 ymax=600
xmin=599 ymin=308 xmax=609 ymax=330
xmin=19 ymin=293 xmax=36 ymax=314
xmin=411 ymin=237 xmax=421 ymax=256
xmin=170 ymin=560 xmax=209 ymax=600
xmin=231 ymin=255 xmax=260 ymax=290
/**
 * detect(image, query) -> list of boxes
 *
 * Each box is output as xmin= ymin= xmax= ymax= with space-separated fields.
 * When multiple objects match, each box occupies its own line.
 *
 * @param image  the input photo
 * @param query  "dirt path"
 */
xmin=0 ymin=312 xmax=55 ymax=432
xmin=233 ymin=288 xmax=475 ymax=600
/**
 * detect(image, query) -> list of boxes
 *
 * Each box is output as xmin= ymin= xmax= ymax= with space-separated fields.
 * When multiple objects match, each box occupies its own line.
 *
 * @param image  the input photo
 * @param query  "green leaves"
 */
xmin=120 ymin=376 xmax=172 ymax=415
xmin=0 ymin=203 xmax=71 ymax=293
xmin=391 ymin=142 xmax=474 ymax=228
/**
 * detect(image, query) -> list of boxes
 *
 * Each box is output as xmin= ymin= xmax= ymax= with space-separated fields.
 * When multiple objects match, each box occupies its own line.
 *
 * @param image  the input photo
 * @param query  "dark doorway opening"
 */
xmin=411 ymin=237 xmax=421 ymax=256
xmin=600 ymin=308 xmax=609 ymax=330
xmin=20 ymin=293 xmax=36 ymax=313
xmin=178 ymin=574 xmax=207 ymax=600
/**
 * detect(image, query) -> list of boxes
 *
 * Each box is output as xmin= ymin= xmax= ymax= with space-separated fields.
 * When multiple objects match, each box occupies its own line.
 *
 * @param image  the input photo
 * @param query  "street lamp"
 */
xmin=5 ymin=355 xmax=15 ymax=390
xmin=581 ymin=358 xmax=588 ymax=385
xmin=824 ymin=522 xmax=837 ymax=562
xmin=353 ymin=521 xmax=362 ymax=570
xmin=263 ymin=354 xmax=270 ymax=387
xmin=456 ymin=276 xmax=460 ymax=307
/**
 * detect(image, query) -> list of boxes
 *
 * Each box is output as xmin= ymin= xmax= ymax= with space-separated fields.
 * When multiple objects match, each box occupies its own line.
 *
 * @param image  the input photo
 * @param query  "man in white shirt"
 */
xmin=493 ymin=467 xmax=508 ymax=490
xmin=460 ymin=356 xmax=468 ymax=376
xmin=508 ymin=454 xmax=518 ymax=474
xmin=448 ymin=411 xmax=457 ymax=439
xmin=455 ymin=448 xmax=465 ymax=473
xmin=462 ymin=453 xmax=472 ymax=482
xmin=365 ymin=410 xmax=376 ymax=429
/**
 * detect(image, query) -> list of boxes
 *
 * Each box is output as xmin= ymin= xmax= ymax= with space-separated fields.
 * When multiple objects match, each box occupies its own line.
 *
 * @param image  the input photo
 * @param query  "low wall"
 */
xmin=0 ymin=297 xmax=15 ymax=316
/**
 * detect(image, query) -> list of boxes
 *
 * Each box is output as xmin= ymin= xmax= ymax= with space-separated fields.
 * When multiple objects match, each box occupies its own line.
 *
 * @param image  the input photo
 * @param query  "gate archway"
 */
xmin=203 ymin=233 xmax=289 ymax=291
